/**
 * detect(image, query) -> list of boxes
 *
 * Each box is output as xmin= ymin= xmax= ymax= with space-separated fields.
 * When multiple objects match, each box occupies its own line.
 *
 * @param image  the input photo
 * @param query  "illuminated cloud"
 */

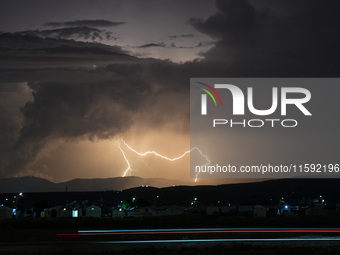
xmin=0 ymin=0 xmax=339 ymax=182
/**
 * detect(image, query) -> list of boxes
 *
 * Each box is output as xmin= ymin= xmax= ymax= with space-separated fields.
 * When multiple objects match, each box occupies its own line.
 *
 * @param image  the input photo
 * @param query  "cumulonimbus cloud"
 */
xmin=0 ymin=0 xmax=340 ymax=180
xmin=188 ymin=0 xmax=340 ymax=76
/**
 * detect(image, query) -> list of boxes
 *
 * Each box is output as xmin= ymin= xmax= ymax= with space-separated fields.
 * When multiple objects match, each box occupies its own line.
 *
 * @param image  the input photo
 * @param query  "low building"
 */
xmin=152 ymin=208 xmax=171 ymax=217
xmin=206 ymin=206 xmax=220 ymax=216
xmin=0 ymin=205 xmax=13 ymax=219
xmin=42 ymin=206 xmax=72 ymax=218
xmin=58 ymin=207 xmax=72 ymax=217
xmin=24 ymin=208 xmax=34 ymax=217
xmin=169 ymin=206 xmax=185 ymax=216
xmin=72 ymin=208 xmax=83 ymax=218
xmin=305 ymin=208 xmax=336 ymax=217
xmin=41 ymin=206 xmax=59 ymax=218
xmin=127 ymin=207 xmax=153 ymax=217
xmin=254 ymin=205 xmax=266 ymax=217
xmin=112 ymin=208 xmax=125 ymax=218
xmin=86 ymin=205 xmax=101 ymax=217
xmin=238 ymin=206 xmax=254 ymax=216
xmin=220 ymin=206 xmax=231 ymax=214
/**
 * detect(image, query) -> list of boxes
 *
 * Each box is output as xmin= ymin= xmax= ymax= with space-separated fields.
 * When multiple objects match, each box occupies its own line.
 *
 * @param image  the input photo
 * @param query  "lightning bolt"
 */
xmin=118 ymin=142 xmax=139 ymax=177
xmin=118 ymin=138 xmax=210 ymax=182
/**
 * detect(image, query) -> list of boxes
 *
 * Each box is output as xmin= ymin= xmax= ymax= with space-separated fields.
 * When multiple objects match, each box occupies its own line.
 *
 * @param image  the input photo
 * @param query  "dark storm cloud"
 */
xmin=0 ymin=33 xmax=196 ymax=176
xmin=44 ymin=20 xmax=126 ymax=28
xmin=0 ymin=83 xmax=32 ymax=174
xmin=0 ymin=33 xmax=132 ymax=68
xmin=1 ymin=0 xmax=340 ymax=179
xmin=168 ymin=34 xmax=194 ymax=39
xmin=188 ymin=0 xmax=255 ymax=41
xmin=136 ymin=42 xmax=202 ymax=49
xmin=1 ymin=59 xmax=196 ymax=176
xmin=14 ymin=27 xmax=118 ymax=41
xmin=186 ymin=0 xmax=340 ymax=177
xmin=188 ymin=0 xmax=340 ymax=77
xmin=169 ymin=42 xmax=207 ymax=49
xmin=137 ymin=42 xmax=166 ymax=48
xmin=0 ymin=83 xmax=26 ymax=92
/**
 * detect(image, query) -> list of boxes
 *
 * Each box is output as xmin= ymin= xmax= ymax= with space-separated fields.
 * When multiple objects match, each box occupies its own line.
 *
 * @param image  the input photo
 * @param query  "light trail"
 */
xmin=77 ymin=228 xmax=340 ymax=233
xmin=95 ymin=238 xmax=340 ymax=244
xmin=118 ymin=138 xmax=210 ymax=182
xmin=57 ymin=228 xmax=340 ymax=236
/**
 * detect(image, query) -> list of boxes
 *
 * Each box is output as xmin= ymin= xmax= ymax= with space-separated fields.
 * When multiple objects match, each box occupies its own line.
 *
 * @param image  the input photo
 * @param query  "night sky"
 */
xmin=0 ymin=0 xmax=339 ymax=184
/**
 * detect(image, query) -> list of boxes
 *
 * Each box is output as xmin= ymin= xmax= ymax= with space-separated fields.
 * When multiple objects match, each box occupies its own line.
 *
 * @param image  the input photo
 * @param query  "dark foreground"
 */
xmin=2 ymin=240 xmax=340 ymax=255
xmin=2 ymin=216 xmax=340 ymax=254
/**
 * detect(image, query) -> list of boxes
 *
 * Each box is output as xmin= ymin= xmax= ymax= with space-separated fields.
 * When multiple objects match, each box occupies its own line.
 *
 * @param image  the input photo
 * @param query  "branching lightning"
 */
xmin=118 ymin=138 xmax=210 ymax=182
xmin=118 ymin=142 xmax=139 ymax=177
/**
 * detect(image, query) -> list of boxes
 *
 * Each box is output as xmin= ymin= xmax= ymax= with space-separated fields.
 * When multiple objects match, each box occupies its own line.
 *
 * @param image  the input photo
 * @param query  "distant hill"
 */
xmin=0 ymin=176 xmax=187 ymax=193
xmin=1 ymin=178 xmax=340 ymax=207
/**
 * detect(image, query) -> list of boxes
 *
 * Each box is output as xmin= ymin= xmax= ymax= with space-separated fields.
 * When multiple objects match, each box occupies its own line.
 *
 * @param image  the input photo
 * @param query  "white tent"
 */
xmin=86 ymin=205 xmax=101 ymax=217
xmin=0 ymin=205 xmax=13 ymax=219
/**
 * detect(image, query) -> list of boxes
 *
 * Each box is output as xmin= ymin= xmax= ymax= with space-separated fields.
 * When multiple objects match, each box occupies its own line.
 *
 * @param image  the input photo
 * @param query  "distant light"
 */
xmin=218 ymin=201 xmax=220 ymax=204
xmin=12 ymin=209 xmax=16 ymax=215
xmin=281 ymin=197 xmax=284 ymax=200
xmin=119 ymin=208 xmax=122 ymax=212
xmin=322 ymin=199 xmax=325 ymax=202
xmin=142 ymin=185 xmax=144 ymax=187
xmin=194 ymin=198 xmax=197 ymax=201
xmin=132 ymin=197 xmax=136 ymax=201
xmin=191 ymin=202 xmax=194 ymax=205
xmin=63 ymin=208 xmax=66 ymax=211
xmin=5 ymin=198 xmax=8 ymax=201
xmin=14 ymin=196 xmax=16 ymax=198
xmin=146 ymin=185 xmax=148 ymax=187
xmin=72 ymin=210 xmax=78 ymax=217
xmin=92 ymin=208 xmax=94 ymax=211
xmin=121 ymin=201 xmax=123 ymax=203
xmin=156 ymin=196 xmax=159 ymax=198
xmin=285 ymin=205 xmax=288 ymax=209
xmin=173 ymin=185 xmax=175 ymax=187
xmin=19 ymin=193 xmax=23 ymax=196
xmin=320 ymin=195 xmax=322 ymax=197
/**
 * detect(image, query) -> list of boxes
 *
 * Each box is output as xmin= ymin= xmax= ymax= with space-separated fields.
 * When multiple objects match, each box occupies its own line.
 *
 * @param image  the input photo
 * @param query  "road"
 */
xmin=2 ymin=228 xmax=340 ymax=254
